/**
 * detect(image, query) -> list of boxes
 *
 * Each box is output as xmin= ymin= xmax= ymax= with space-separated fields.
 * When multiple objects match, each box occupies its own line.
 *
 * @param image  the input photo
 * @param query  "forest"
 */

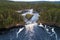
xmin=0 ymin=1 xmax=60 ymax=28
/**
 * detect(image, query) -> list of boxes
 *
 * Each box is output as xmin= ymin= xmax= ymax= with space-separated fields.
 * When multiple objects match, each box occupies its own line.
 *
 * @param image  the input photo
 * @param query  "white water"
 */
xmin=22 ymin=9 xmax=39 ymax=24
xmin=25 ymin=23 xmax=38 ymax=33
xmin=39 ymin=23 xmax=57 ymax=40
xmin=16 ymin=9 xmax=58 ymax=40
xmin=17 ymin=27 xmax=24 ymax=38
xmin=39 ymin=23 xmax=44 ymax=27
xmin=44 ymin=25 xmax=57 ymax=40
xmin=25 ymin=23 xmax=38 ymax=40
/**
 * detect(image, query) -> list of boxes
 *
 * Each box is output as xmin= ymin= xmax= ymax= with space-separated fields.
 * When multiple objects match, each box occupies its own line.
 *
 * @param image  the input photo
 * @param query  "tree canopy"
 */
xmin=0 ymin=1 xmax=60 ymax=28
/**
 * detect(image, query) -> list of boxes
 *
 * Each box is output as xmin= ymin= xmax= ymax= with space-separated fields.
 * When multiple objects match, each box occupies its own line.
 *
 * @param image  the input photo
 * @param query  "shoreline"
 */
xmin=0 ymin=25 xmax=25 ymax=34
xmin=0 ymin=23 xmax=60 ymax=35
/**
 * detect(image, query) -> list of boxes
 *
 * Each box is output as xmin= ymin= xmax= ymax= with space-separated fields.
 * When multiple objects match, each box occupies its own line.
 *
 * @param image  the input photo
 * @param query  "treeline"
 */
xmin=0 ymin=1 xmax=60 ymax=28
xmin=39 ymin=8 xmax=60 ymax=27
xmin=0 ymin=2 xmax=25 ymax=28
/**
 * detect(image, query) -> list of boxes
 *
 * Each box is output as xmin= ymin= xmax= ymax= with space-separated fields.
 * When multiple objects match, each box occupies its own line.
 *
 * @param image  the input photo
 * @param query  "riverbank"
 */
xmin=0 ymin=25 xmax=25 ymax=34
xmin=40 ymin=21 xmax=60 ymax=27
xmin=0 ymin=23 xmax=59 ymax=34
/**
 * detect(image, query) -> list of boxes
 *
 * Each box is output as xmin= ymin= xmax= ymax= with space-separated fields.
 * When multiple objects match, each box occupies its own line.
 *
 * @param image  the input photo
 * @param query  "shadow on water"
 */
xmin=55 ymin=27 xmax=60 ymax=40
xmin=0 ymin=25 xmax=24 ymax=34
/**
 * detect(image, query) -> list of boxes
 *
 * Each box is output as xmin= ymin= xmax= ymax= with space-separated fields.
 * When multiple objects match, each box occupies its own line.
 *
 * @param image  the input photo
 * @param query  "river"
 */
xmin=0 ymin=9 xmax=60 ymax=40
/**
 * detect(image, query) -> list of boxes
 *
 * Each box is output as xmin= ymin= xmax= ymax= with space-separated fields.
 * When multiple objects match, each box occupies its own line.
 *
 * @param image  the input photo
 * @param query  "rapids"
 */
xmin=0 ymin=9 xmax=59 ymax=40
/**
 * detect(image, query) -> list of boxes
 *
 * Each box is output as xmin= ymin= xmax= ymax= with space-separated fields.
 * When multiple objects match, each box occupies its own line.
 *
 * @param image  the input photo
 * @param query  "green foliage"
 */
xmin=0 ymin=3 xmax=24 ymax=28
xmin=40 ymin=8 xmax=60 ymax=27
xmin=0 ymin=1 xmax=60 ymax=28
xmin=25 ymin=14 xmax=33 ymax=20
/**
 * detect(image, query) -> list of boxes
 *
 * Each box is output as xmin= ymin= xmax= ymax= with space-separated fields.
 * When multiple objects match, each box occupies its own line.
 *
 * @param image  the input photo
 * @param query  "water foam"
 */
xmin=17 ymin=27 xmax=24 ymax=38
xmin=25 ymin=23 xmax=38 ymax=40
xmin=25 ymin=23 xmax=38 ymax=33
xmin=44 ymin=25 xmax=57 ymax=40
xmin=16 ymin=9 xmax=58 ymax=40
xmin=39 ymin=23 xmax=57 ymax=40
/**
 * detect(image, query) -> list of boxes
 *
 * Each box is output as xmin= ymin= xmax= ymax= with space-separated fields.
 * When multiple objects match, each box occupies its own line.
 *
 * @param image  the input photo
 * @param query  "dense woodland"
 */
xmin=0 ymin=1 xmax=60 ymax=28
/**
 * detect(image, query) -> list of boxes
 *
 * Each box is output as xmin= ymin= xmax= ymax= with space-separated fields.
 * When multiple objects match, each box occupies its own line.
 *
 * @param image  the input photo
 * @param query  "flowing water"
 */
xmin=0 ymin=9 xmax=60 ymax=40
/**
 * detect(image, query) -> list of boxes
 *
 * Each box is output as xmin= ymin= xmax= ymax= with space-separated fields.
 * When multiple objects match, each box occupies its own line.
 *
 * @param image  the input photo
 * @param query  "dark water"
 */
xmin=55 ymin=27 xmax=60 ymax=40
xmin=0 ymin=25 xmax=60 ymax=40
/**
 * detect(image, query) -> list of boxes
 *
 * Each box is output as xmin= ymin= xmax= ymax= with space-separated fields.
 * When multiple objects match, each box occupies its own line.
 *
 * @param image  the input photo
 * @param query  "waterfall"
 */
xmin=16 ymin=9 xmax=58 ymax=40
xmin=24 ymin=23 xmax=38 ymax=40
xmin=25 ymin=23 xmax=38 ymax=33
xmin=39 ymin=23 xmax=44 ymax=27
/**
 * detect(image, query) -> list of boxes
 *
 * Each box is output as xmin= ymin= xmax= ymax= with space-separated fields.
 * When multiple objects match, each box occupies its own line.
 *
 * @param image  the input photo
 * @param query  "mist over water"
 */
xmin=0 ymin=9 xmax=59 ymax=40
